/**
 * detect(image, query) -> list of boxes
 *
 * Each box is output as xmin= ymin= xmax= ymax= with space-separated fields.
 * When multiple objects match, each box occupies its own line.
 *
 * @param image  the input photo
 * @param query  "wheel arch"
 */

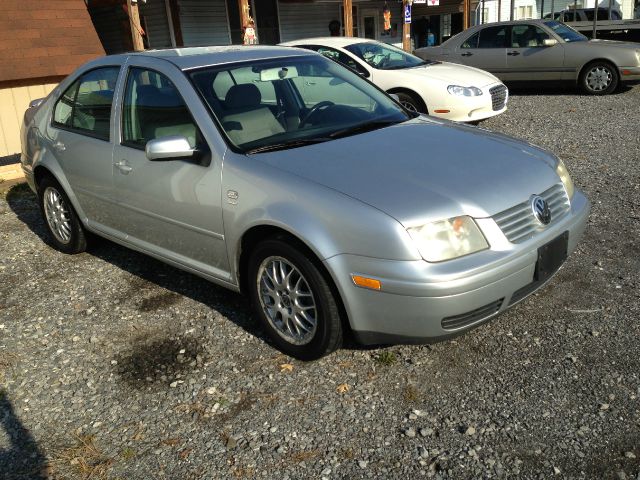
xmin=578 ymin=58 xmax=620 ymax=80
xmin=32 ymin=163 xmax=88 ymax=223
xmin=237 ymin=224 xmax=352 ymax=335
xmin=386 ymin=87 xmax=428 ymax=113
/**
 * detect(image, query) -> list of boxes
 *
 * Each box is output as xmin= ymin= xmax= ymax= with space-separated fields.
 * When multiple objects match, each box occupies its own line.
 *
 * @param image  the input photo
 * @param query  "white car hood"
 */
xmin=401 ymin=61 xmax=501 ymax=87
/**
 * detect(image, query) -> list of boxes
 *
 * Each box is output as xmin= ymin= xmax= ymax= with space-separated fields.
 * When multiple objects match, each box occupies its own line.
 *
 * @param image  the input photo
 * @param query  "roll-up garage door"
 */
xmin=278 ymin=2 xmax=341 ymax=42
xmin=140 ymin=0 xmax=172 ymax=48
xmin=178 ymin=0 xmax=231 ymax=46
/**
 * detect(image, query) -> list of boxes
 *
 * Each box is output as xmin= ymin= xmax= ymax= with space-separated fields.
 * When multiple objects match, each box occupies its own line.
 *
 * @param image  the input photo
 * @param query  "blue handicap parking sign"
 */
xmin=404 ymin=4 xmax=412 ymax=23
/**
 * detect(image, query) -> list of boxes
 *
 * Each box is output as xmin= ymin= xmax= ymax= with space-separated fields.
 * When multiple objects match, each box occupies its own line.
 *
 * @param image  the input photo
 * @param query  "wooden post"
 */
xmin=127 ymin=0 xmax=144 ymax=51
xmin=343 ymin=0 xmax=353 ymax=37
xmin=498 ymin=0 xmax=502 ymax=21
xmin=510 ymin=0 xmax=515 ymax=20
xmin=238 ymin=0 xmax=251 ymax=33
xmin=402 ymin=0 xmax=411 ymax=51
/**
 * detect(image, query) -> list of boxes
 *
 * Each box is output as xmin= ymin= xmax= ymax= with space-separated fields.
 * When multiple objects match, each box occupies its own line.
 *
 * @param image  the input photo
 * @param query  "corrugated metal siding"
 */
xmin=0 ymin=84 xmax=58 ymax=157
xmin=278 ymin=3 xmax=341 ymax=42
xmin=140 ymin=0 xmax=173 ymax=48
xmin=178 ymin=0 xmax=231 ymax=46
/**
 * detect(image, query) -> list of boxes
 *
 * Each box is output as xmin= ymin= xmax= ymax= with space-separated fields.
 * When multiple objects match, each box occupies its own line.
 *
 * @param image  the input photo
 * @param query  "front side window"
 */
xmin=53 ymin=67 xmax=120 ymax=140
xmin=510 ymin=25 xmax=550 ymax=47
xmin=190 ymin=55 xmax=409 ymax=152
xmin=477 ymin=26 xmax=508 ymax=48
xmin=344 ymin=42 xmax=430 ymax=70
xmin=122 ymin=68 xmax=202 ymax=149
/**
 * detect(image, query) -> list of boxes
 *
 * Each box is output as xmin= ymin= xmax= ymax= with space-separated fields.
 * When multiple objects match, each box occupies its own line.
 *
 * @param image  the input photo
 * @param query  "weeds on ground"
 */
xmin=49 ymin=434 xmax=113 ymax=480
xmin=375 ymin=350 xmax=397 ymax=366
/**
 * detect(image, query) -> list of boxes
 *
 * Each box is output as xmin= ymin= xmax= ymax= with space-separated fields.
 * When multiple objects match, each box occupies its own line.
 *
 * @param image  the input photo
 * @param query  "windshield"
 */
xmin=544 ymin=21 xmax=588 ymax=42
xmin=189 ymin=55 xmax=409 ymax=153
xmin=344 ymin=42 xmax=431 ymax=70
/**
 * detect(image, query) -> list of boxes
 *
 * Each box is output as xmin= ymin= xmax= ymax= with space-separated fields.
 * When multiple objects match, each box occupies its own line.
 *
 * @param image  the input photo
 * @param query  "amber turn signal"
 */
xmin=351 ymin=275 xmax=382 ymax=290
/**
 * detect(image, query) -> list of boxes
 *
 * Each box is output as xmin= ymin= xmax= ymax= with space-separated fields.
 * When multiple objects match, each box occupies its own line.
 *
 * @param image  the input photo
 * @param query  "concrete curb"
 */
xmin=0 ymin=163 xmax=25 ymax=182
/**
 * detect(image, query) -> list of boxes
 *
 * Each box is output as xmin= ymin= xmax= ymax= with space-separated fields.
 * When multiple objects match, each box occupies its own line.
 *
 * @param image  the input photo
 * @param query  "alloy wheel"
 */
xmin=43 ymin=186 xmax=72 ymax=244
xmin=256 ymin=256 xmax=318 ymax=345
xmin=586 ymin=66 xmax=612 ymax=92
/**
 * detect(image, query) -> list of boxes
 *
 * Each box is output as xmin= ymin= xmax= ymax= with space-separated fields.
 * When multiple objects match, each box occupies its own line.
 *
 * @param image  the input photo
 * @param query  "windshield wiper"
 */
xmin=245 ymin=137 xmax=330 ymax=154
xmin=328 ymin=120 xmax=400 ymax=139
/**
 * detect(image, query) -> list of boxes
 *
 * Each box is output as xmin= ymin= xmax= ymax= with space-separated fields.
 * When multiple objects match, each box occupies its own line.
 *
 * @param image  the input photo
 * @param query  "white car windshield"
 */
xmin=190 ymin=55 xmax=410 ymax=153
xmin=344 ymin=42 xmax=432 ymax=70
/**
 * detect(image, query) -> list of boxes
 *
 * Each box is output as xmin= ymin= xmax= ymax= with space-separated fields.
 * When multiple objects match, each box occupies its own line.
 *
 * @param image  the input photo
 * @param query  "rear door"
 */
xmin=504 ymin=24 xmax=566 ymax=80
xmin=451 ymin=26 xmax=508 ymax=75
xmin=111 ymin=57 xmax=230 ymax=281
xmin=47 ymin=66 xmax=122 ymax=231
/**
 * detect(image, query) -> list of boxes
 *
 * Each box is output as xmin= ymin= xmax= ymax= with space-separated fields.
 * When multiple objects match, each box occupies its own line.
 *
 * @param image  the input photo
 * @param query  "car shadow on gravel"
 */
xmin=0 ymin=390 xmax=48 ymax=479
xmin=5 ymin=184 xmax=269 ymax=345
xmin=506 ymin=81 xmax=635 ymax=96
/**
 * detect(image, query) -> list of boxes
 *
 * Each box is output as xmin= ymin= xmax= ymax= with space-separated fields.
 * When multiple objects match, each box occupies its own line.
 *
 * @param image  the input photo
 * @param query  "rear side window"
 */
xmin=52 ymin=67 xmax=120 ymax=141
xmin=122 ymin=67 xmax=202 ymax=149
xmin=478 ymin=26 xmax=508 ymax=48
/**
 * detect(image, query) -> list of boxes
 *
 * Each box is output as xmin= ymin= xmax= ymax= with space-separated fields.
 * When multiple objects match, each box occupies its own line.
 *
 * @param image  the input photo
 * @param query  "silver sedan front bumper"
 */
xmin=325 ymin=190 xmax=590 ymax=345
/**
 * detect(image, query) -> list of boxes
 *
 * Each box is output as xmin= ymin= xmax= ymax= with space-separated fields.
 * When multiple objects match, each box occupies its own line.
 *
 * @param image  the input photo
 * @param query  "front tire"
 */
xmin=248 ymin=238 xmax=343 ymax=360
xmin=395 ymin=91 xmax=427 ymax=114
xmin=580 ymin=61 xmax=619 ymax=95
xmin=37 ymin=176 xmax=87 ymax=254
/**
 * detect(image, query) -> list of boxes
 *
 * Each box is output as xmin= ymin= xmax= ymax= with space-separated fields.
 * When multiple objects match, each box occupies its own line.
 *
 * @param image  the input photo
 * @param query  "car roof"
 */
xmin=90 ymin=45 xmax=316 ymax=71
xmin=466 ymin=19 xmax=554 ymax=29
xmin=280 ymin=37 xmax=378 ymax=48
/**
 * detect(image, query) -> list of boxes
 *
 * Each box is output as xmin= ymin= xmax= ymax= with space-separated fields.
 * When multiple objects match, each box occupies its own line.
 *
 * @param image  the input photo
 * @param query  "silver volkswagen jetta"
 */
xmin=21 ymin=46 xmax=589 ymax=360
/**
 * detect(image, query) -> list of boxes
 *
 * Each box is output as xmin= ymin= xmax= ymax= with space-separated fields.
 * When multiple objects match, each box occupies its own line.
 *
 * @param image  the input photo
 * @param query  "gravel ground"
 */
xmin=1 ymin=84 xmax=639 ymax=480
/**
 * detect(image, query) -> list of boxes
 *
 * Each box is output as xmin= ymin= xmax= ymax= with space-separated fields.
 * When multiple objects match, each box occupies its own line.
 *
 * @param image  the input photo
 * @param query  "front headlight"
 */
xmin=556 ymin=159 xmax=575 ymax=199
xmin=447 ymin=85 xmax=483 ymax=97
xmin=407 ymin=216 xmax=489 ymax=262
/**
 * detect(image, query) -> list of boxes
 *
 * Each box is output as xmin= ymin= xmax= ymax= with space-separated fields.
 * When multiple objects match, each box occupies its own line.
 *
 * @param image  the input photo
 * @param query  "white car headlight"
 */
xmin=555 ymin=159 xmax=575 ymax=199
xmin=447 ymin=85 xmax=483 ymax=97
xmin=407 ymin=216 xmax=489 ymax=262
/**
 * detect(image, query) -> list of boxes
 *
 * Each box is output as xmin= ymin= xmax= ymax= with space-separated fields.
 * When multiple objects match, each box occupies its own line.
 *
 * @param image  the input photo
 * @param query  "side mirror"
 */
xmin=145 ymin=135 xmax=196 ymax=161
xmin=543 ymin=39 xmax=558 ymax=47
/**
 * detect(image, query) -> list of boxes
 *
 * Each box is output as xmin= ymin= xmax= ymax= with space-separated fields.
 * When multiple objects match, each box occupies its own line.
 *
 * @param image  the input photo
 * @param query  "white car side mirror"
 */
xmin=543 ymin=39 xmax=558 ymax=47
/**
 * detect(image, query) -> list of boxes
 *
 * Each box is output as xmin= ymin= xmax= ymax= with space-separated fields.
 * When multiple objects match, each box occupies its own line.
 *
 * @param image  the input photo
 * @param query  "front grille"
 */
xmin=441 ymin=298 xmax=504 ymax=331
xmin=489 ymin=85 xmax=508 ymax=111
xmin=493 ymin=184 xmax=570 ymax=244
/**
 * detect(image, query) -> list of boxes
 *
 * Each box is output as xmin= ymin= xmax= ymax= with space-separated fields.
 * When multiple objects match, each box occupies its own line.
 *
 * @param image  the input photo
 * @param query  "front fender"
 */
xmin=221 ymin=152 xmax=421 ymax=283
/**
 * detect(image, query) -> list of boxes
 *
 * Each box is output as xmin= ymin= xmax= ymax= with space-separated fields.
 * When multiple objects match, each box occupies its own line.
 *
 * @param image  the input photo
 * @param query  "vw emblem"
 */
xmin=531 ymin=195 xmax=551 ymax=225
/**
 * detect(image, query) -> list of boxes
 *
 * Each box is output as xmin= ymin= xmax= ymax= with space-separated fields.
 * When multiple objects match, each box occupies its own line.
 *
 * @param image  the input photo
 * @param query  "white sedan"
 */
xmin=280 ymin=37 xmax=508 ymax=123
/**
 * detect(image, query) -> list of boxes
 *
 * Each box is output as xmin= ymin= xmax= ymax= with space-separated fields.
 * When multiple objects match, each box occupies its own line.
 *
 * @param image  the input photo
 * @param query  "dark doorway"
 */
xmin=226 ymin=0 xmax=242 ymax=44
xmin=451 ymin=12 xmax=464 ymax=36
xmin=253 ymin=0 xmax=280 ymax=45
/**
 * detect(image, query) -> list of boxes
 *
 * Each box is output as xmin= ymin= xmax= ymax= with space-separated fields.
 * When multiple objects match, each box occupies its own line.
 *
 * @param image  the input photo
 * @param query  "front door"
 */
xmin=452 ymin=25 xmax=508 ymax=75
xmin=111 ymin=60 xmax=230 ymax=281
xmin=361 ymin=9 xmax=379 ymax=40
xmin=503 ymin=24 xmax=566 ymax=80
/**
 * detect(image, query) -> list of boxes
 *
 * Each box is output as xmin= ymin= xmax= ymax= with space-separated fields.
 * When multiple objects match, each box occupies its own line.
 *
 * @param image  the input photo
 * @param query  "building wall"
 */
xmin=0 ymin=83 xmax=58 ymax=157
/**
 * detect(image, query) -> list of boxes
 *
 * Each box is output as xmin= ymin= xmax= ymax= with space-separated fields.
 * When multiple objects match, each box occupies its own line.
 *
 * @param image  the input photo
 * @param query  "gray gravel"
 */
xmin=1 ymin=83 xmax=640 ymax=479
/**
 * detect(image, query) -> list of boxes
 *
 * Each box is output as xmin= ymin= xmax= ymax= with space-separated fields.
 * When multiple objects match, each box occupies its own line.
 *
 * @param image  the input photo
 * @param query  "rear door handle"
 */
xmin=305 ymin=81 xmax=317 ymax=86
xmin=507 ymin=51 xmax=521 ymax=56
xmin=114 ymin=160 xmax=133 ymax=174
xmin=53 ymin=141 xmax=65 ymax=152
xmin=461 ymin=52 xmax=473 ymax=57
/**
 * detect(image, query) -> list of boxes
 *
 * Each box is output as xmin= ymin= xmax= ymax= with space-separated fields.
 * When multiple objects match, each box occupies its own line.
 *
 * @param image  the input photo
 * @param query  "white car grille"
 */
xmin=493 ymin=184 xmax=570 ymax=243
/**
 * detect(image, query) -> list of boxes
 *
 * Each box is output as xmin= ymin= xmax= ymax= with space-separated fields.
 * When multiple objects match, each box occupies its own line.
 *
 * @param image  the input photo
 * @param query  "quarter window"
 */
xmin=461 ymin=32 xmax=479 ymax=49
xmin=122 ymin=68 xmax=202 ymax=149
xmin=52 ymin=67 xmax=120 ymax=141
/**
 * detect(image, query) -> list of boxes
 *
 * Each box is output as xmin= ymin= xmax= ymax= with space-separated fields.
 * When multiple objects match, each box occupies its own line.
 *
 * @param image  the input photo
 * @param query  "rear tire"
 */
xmin=395 ymin=91 xmax=428 ymax=114
xmin=248 ymin=237 xmax=343 ymax=360
xmin=580 ymin=61 xmax=619 ymax=95
xmin=37 ymin=176 xmax=87 ymax=254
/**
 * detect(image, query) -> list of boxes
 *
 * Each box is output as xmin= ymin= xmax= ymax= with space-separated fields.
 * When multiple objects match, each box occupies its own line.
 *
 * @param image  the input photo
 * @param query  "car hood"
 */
xmin=401 ymin=61 xmax=500 ymax=87
xmin=254 ymin=117 xmax=561 ymax=227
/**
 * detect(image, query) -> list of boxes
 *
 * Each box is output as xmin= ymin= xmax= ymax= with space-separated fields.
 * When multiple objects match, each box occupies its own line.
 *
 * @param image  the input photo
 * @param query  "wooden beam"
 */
xmin=127 ymin=0 xmax=144 ymax=51
xmin=238 ymin=0 xmax=250 ymax=29
xmin=343 ymin=0 xmax=353 ymax=37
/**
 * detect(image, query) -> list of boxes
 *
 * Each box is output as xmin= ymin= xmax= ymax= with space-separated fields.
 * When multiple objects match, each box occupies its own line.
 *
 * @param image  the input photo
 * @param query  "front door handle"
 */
xmin=461 ymin=52 xmax=473 ymax=57
xmin=507 ymin=51 xmax=521 ymax=56
xmin=114 ymin=160 xmax=133 ymax=174
xmin=53 ymin=141 xmax=66 ymax=152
